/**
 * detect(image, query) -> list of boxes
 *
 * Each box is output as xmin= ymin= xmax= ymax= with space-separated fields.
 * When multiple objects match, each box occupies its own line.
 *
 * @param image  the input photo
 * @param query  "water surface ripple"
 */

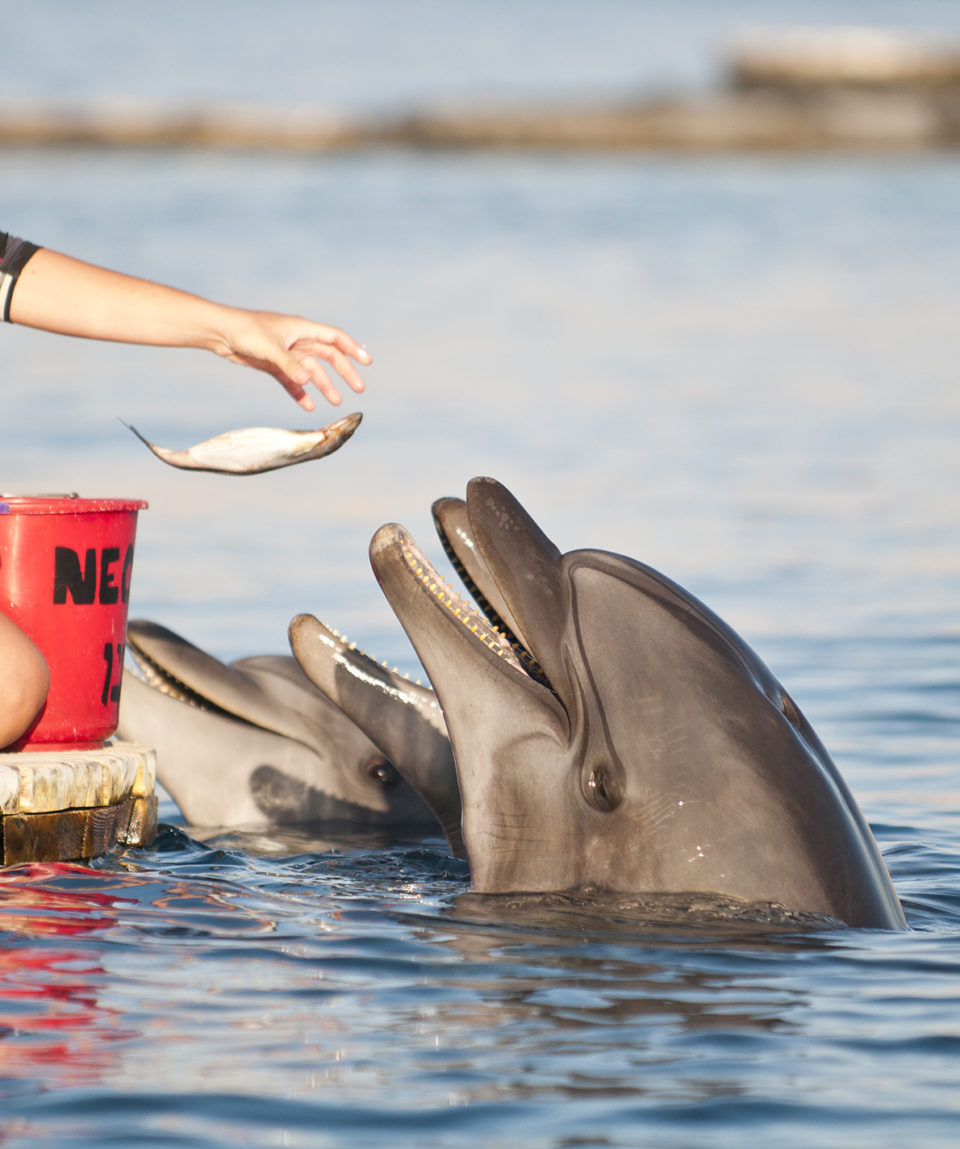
xmin=1 ymin=822 xmax=959 ymax=1147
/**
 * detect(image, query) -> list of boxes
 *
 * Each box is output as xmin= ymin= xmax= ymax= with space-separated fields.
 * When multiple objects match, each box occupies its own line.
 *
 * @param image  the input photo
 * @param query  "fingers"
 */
xmin=296 ymin=359 xmax=342 ymax=408
xmin=226 ymin=312 xmax=373 ymax=410
xmin=280 ymin=332 xmax=371 ymax=409
xmin=293 ymin=340 xmax=367 ymax=395
xmin=301 ymin=323 xmax=373 ymax=369
xmin=276 ymin=371 xmax=316 ymax=412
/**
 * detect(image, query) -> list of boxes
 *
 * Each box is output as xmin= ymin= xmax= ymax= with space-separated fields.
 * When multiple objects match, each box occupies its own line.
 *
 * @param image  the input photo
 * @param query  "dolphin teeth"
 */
xmin=127 ymin=647 xmax=217 ymax=712
xmin=399 ymin=531 xmax=534 ymax=678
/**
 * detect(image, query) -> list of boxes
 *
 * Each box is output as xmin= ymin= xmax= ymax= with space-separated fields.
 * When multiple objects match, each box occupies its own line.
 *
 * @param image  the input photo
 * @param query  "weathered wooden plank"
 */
xmin=0 ymin=742 xmax=158 ymax=864
xmin=2 ymin=797 xmax=130 ymax=865
xmin=0 ymin=792 xmax=159 ymax=864
xmin=0 ymin=743 xmax=156 ymax=815
xmin=118 ymin=794 xmax=159 ymax=849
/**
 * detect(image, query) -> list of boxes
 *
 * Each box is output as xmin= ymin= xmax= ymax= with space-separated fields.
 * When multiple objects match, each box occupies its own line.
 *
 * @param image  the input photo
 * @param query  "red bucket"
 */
xmin=0 ymin=495 xmax=147 ymax=752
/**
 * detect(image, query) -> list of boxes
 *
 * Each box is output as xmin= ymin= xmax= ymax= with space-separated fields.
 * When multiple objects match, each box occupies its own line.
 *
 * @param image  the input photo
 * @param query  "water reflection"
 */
xmin=0 ymin=863 xmax=136 ymax=1088
xmin=449 ymin=890 xmax=843 ymax=938
xmin=190 ymin=822 xmax=435 ymax=858
xmin=374 ymin=889 xmax=831 ymax=1096
xmin=112 ymin=837 xmax=829 ymax=1109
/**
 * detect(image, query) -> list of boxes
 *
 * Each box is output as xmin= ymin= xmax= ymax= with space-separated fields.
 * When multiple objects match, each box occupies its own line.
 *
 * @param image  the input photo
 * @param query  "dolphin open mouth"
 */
xmin=126 ymin=630 xmax=230 ymax=716
xmin=369 ymin=479 xmax=573 ymax=745
xmin=396 ymin=527 xmax=541 ymax=684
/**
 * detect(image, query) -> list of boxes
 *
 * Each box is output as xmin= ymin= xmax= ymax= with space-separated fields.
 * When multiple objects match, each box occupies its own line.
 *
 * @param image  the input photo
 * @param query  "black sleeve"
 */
xmin=0 ymin=231 xmax=43 ymax=321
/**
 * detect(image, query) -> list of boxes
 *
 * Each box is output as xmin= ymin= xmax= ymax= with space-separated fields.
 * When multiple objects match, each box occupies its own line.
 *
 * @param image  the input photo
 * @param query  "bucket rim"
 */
xmin=0 ymin=495 xmax=148 ymax=515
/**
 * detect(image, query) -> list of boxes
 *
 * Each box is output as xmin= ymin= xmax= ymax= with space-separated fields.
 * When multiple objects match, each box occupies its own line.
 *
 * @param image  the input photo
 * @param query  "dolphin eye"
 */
xmin=583 ymin=762 xmax=623 ymax=813
xmin=366 ymin=757 xmax=400 ymax=788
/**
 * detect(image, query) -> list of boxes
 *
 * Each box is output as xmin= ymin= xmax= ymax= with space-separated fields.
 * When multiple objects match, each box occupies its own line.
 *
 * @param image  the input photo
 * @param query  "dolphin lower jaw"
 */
xmin=287 ymin=612 xmax=465 ymax=856
xmin=127 ymin=644 xmax=224 ymax=713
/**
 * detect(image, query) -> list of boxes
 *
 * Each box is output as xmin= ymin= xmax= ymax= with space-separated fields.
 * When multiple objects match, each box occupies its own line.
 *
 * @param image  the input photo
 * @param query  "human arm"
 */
xmin=4 ymin=245 xmax=371 ymax=410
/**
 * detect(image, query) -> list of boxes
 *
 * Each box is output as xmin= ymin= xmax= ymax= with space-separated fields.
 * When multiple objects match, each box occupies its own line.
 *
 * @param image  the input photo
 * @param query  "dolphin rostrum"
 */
xmin=117 ymin=618 xmax=441 ymax=834
xmin=122 ymin=412 xmax=361 ymax=474
xmin=368 ymin=477 xmax=906 ymax=930
xmin=288 ymin=614 xmax=464 ymax=856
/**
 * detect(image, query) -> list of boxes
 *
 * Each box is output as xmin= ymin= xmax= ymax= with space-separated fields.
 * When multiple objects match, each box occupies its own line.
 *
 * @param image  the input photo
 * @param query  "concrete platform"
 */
xmin=0 ymin=742 xmax=157 ymax=865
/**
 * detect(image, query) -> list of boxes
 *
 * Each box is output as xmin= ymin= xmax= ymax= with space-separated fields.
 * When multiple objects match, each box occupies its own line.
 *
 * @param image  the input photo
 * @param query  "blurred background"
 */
xmin=2 ymin=3 xmax=960 ymax=827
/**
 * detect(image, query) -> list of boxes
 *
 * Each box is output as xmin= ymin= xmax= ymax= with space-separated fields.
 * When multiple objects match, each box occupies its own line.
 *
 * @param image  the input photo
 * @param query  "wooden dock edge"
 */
xmin=0 ymin=742 xmax=158 ymax=865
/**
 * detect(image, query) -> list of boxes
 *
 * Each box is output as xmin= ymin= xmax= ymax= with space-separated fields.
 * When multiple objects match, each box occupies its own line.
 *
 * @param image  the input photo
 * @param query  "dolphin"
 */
xmin=117 ymin=618 xmax=442 ymax=834
xmin=368 ymin=477 xmax=906 ymax=930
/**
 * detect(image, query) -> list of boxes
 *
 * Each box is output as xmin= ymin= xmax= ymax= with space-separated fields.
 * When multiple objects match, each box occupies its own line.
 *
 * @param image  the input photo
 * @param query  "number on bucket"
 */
xmin=101 ymin=642 xmax=124 ymax=706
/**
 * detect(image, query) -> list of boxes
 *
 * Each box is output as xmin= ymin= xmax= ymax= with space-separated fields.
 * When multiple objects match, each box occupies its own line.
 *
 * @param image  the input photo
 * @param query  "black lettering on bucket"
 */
xmin=99 ymin=547 xmax=121 ymax=605
xmin=53 ymin=545 xmax=137 ymax=606
xmin=53 ymin=547 xmax=97 ymax=605
xmin=121 ymin=544 xmax=134 ymax=604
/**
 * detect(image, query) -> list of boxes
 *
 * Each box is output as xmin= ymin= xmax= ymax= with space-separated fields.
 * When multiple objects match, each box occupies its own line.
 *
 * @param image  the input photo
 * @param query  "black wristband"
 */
xmin=0 ymin=234 xmax=42 ymax=322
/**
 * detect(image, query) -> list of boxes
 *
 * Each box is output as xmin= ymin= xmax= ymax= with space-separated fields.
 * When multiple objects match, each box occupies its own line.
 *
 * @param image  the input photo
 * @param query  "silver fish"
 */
xmin=122 ymin=412 xmax=362 ymax=475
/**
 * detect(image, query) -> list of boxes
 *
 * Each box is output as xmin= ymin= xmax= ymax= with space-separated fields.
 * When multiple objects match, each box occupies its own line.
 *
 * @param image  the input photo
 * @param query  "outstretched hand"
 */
xmin=216 ymin=311 xmax=373 ymax=411
xmin=6 ymin=248 xmax=373 ymax=411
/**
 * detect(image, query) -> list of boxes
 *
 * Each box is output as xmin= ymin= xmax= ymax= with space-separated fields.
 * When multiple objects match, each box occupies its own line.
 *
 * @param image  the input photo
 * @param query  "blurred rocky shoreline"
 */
xmin=3 ymin=29 xmax=960 ymax=153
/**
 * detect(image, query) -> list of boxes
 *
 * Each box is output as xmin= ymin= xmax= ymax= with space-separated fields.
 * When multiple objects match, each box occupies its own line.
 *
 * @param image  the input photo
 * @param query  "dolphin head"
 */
xmin=118 ymin=619 xmax=440 ymax=834
xmin=288 ymin=613 xmax=464 ymax=857
xmin=370 ymin=477 xmax=905 ymax=929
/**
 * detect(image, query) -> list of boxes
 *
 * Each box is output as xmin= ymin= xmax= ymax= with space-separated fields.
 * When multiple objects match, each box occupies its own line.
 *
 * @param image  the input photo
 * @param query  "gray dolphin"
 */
xmin=117 ymin=619 xmax=441 ymax=834
xmin=369 ymin=477 xmax=906 ymax=930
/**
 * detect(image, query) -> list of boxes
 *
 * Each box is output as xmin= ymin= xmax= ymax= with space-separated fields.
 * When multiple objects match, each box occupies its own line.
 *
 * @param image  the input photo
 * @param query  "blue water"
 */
xmin=3 ymin=3 xmax=960 ymax=1145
